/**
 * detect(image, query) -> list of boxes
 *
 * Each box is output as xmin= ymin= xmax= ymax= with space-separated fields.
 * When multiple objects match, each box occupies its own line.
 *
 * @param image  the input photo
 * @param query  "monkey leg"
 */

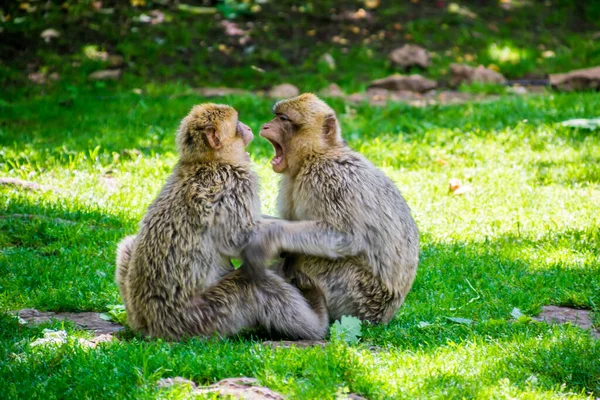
xmin=180 ymin=269 xmax=328 ymax=340
xmin=115 ymin=235 xmax=136 ymax=305
xmin=272 ymin=255 xmax=328 ymax=329
xmin=311 ymin=260 xmax=401 ymax=325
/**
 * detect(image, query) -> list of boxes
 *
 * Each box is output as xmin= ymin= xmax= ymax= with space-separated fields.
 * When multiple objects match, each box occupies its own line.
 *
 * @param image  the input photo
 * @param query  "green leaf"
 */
xmin=99 ymin=313 xmax=112 ymax=321
xmin=330 ymin=315 xmax=362 ymax=344
xmin=104 ymin=304 xmax=128 ymax=326
xmin=445 ymin=317 xmax=473 ymax=325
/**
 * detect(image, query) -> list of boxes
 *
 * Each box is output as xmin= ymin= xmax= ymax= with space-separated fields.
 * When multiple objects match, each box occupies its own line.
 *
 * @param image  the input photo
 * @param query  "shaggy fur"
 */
xmin=115 ymin=103 xmax=327 ymax=340
xmin=244 ymin=94 xmax=419 ymax=324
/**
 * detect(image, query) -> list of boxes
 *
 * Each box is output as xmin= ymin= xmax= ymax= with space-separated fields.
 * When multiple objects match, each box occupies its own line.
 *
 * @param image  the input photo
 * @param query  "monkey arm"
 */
xmin=272 ymin=220 xmax=360 ymax=259
xmin=241 ymin=220 xmax=362 ymax=274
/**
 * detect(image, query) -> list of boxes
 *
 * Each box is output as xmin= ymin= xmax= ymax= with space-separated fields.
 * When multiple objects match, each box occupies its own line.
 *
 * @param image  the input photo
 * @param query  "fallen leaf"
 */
xmin=453 ymin=184 xmax=472 ymax=195
xmin=449 ymin=178 xmax=462 ymax=191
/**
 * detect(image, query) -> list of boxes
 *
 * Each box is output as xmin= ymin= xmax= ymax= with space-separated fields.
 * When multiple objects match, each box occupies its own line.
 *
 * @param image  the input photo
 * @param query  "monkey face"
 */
xmin=262 ymin=94 xmax=341 ymax=174
xmin=177 ymin=104 xmax=254 ymax=162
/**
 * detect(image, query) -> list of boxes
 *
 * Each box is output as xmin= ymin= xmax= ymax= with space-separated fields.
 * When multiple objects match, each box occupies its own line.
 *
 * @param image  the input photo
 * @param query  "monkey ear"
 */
xmin=204 ymin=125 xmax=222 ymax=149
xmin=322 ymin=114 xmax=337 ymax=137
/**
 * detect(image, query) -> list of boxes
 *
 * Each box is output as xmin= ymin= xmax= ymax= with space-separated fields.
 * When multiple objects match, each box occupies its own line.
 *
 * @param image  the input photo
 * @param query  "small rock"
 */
xmin=533 ymin=305 xmax=599 ymax=339
xmin=88 ymin=69 xmax=122 ymax=81
xmin=507 ymin=85 xmax=528 ymax=95
xmin=319 ymin=83 xmax=344 ymax=98
xmin=17 ymin=308 xmax=123 ymax=336
xmin=191 ymin=87 xmax=249 ymax=97
xmin=346 ymin=92 xmax=368 ymax=103
xmin=388 ymin=44 xmax=431 ymax=69
xmin=268 ymin=83 xmax=300 ymax=99
xmin=158 ymin=377 xmax=285 ymax=399
xmin=319 ymin=53 xmax=336 ymax=70
xmin=368 ymin=74 xmax=437 ymax=93
xmin=449 ymin=63 xmax=507 ymax=86
xmin=549 ymin=66 xmax=600 ymax=91
xmin=40 ymin=28 xmax=60 ymax=43
xmin=157 ymin=377 xmax=197 ymax=389
xmin=78 ymin=334 xmax=116 ymax=348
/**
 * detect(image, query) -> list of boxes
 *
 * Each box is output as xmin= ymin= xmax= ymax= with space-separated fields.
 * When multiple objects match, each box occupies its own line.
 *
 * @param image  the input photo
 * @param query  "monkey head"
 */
xmin=261 ymin=93 xmax=343 ymax=174
xmin=176 ymin=103 xmax=253 ymax=163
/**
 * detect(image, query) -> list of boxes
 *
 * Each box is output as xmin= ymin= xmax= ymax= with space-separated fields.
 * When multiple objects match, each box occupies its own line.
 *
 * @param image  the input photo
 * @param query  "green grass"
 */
xmin=1 ymin=90 xmax=599 ymax=398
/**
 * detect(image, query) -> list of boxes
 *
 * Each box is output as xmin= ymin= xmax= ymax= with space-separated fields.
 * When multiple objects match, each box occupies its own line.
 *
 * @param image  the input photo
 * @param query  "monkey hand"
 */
xmin=240 ymin=226 xmax=282 ymax=280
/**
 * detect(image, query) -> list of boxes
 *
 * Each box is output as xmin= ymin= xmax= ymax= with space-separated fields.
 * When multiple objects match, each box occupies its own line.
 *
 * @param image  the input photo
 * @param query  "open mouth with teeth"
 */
xmin=263 ymin=136 xmax=286 ymax=172
xmin=269 ymin=139 xmax=284 ymax=167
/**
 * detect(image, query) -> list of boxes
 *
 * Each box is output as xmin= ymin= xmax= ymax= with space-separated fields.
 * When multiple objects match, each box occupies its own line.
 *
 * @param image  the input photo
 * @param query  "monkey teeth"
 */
xmin=271 ymin=155 xmax=283 ymax=165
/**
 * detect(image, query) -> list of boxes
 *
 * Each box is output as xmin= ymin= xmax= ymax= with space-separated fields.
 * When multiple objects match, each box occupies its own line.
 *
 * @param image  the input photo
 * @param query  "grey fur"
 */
xmin=115 ymin=103 xmax=328 ymax=340
xmin=244 ymin=94 xmax=419 ymax=324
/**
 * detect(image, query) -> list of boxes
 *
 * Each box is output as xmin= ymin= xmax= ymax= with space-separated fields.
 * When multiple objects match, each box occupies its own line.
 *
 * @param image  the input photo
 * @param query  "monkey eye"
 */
xmin=278 ymin=114 xmax=290 ymax=122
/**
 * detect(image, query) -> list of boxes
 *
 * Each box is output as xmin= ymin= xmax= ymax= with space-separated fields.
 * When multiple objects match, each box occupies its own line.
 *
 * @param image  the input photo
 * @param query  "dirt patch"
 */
xmin=534 ymin=305 xmax=599 ymax=339
xmin=17 ymin=308 xmax=124 ymax=336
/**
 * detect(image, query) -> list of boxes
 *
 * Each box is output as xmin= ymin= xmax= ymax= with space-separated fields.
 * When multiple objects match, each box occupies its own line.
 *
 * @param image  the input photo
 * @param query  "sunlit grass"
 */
xmin=0 ymin=91 xmax=599 ymax=398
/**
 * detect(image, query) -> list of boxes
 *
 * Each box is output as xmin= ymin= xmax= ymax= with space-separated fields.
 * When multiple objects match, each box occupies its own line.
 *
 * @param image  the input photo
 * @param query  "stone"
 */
xmin=507 ymin=85 xmax=528 ymax=95
xmin=534 ymin=305 xmax=599 ymax=338
xmin=449 ymin=63 xmax=507 ymax=86
xmin=268 ymin=83 xmax=300 ymax=99
xmin=549 ymin=66 xmax=600 ymax=91
xmin=319 ymin=83 xmax=344 ymax=98
xmin=191 ymin=87 xmax=249 ymax=97
xmin=158 ymin=377 xmax=285 ymax=399
xmin=346 ymin=92 xmax=368 ymax=103
xmin=17 ymin=308 xmax=124 ymax=336
xmin=368 ymin=74 xmax=437 ymax=93
xmin=88 ymin=69 xmax=122 ymax=81
xmin=388 ymin=44 xmax=431 ymax=69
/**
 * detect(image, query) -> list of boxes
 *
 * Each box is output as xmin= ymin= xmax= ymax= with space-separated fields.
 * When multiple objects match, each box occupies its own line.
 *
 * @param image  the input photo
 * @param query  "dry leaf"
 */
xmin=449 ymin=178 xmax=472 ymax=195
